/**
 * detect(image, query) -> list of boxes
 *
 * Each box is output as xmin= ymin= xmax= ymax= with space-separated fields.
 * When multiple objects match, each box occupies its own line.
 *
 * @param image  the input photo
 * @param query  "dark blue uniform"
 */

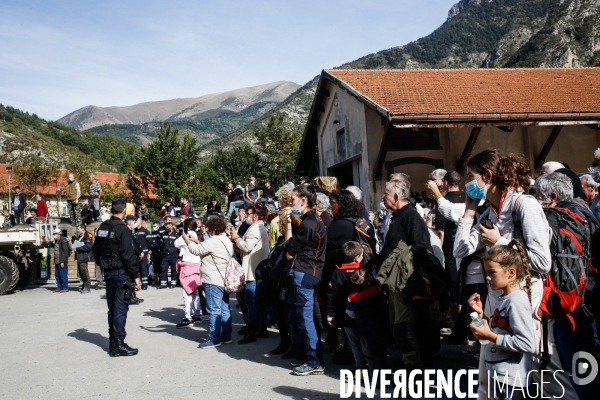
xmin=159 ymin=225 xmax=180 ymax=287
xmin=92 ymin=215 xmax=139 ymax=353
xmin=135 ymin=226 xmax=151 ymax=286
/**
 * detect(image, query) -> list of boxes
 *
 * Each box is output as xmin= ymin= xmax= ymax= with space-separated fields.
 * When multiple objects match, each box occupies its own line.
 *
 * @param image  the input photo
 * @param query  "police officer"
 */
xmin=134 ymin=217 xmax=151 ymax=290
xmin=158 ymin=217 xmax=179 ymax=289
xmin=93 ymin=197 xmax=141 ymax=357
xmin=148 ymin=221 xmax=161 ymax=286
xmin=125 ymin=215 xmax=145 ymax=305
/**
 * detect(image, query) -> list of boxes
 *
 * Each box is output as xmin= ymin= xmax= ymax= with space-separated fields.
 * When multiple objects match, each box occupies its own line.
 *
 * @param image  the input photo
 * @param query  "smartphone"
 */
xmin=480 ymin=219 xmax=494 ymax=229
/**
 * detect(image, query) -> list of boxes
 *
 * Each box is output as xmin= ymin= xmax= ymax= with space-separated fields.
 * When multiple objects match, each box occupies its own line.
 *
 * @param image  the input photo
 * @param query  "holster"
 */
xmin=116 ymin=279 xmax=135 ymax=302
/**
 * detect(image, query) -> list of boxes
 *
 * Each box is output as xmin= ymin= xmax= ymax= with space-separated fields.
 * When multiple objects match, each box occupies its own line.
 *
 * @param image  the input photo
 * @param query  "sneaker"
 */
xmin=169 ymin=284 xmax=176 ymax=289
xmin=80 ymin=287 xmax=91 ymax=294
xmin=191 ymin=315 xmax=203 ymax=324
xmin=158 ymin=285 xmax=167 ymax=289
xmin=199 ymin=339 xmax=221 ymax=349
xmin=60 ymin=289 xmax=69 ymax=293
xmin=142 ymin=284 xmax=148 ymax=290
xmin=290 ymin=359 xmax=304 ymax=367
xmin=292 ymin=363 xmax=326 ymax=376
xmin=221 ymin=339 xmax=233 ymax=344
xmin=52 ymin=289 xmax=61 ymax=293
xmin=95 ymin=283 xmax=105 ymax=290
xmin=176 ymin=319 xmax=193 ymax=329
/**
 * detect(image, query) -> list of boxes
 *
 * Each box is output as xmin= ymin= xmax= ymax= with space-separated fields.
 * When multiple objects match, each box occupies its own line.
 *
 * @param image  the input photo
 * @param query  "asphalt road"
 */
xmin=0 ymin=284 xmax=478 ymax=399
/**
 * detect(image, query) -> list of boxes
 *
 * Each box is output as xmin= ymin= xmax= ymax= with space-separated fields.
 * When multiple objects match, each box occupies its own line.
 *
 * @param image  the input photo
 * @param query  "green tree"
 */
xmin=211 ymin=143 xmax=266 ymax=186
xmin=253 ymin=113 xmax=302 ymax=186
xmin=127 ymin=122 xmax=202 ymax=204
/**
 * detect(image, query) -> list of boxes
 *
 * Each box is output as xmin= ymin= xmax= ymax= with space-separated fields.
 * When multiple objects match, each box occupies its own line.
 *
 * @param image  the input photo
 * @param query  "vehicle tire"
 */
xmin=0 ymin=256 xmax=19 ymax=295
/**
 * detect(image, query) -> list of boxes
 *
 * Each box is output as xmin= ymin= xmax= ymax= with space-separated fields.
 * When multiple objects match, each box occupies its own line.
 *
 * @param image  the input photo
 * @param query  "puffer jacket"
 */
xmin=75 ymin=231 xmax=95 ymax=263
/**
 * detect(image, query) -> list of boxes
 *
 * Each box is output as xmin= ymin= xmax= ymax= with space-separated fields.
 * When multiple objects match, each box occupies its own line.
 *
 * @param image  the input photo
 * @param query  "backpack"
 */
xmin=211 ymin=239 xmax=245 ymax=293
xmin=345 ymin=218 xmax=379 ymax=270
xmin=538 ymin=207 xmax=592 ymax=331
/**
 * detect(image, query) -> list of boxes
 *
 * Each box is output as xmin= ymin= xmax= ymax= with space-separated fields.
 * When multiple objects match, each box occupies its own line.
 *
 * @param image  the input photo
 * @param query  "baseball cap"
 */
xmin=53 ymin=228 xmax=62 ymax=234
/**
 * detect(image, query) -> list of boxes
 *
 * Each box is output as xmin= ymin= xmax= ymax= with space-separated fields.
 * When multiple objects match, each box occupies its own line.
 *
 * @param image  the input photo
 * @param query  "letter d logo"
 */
xmin=572 ymin=351 xmax=598 ymax=386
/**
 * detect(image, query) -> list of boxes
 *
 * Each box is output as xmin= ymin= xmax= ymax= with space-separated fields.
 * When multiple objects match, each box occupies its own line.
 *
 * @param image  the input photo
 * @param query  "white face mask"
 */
xmin=246 ymin=217 xmax=253 ymax=225
xmin=133 ymin=223 xmax=138 ymax=230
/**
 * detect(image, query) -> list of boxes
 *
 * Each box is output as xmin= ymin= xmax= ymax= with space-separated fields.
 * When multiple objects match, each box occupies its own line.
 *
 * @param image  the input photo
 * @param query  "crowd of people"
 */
xmin=3 ymin=149 xmax=600 ymax=396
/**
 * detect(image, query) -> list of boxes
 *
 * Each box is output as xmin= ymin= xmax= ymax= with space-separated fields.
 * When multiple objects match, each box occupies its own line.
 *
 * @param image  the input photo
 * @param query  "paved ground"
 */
xmin=1 ymin=284 xmax=478 ymax=399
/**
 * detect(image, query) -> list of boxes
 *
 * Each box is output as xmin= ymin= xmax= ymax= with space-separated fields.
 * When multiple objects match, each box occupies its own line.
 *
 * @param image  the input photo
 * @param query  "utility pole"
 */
xmin=6 ymin=166 xmax=13 ymax=213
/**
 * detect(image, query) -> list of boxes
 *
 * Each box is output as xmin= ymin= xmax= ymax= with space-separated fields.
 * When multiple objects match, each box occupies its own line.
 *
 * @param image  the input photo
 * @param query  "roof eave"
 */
xmin=390 ymin=112 xmax=600 ymax=124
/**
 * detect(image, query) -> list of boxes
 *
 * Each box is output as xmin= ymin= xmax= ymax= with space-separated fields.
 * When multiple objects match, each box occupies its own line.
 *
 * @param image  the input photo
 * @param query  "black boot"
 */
xmin=256 ymin=322 xmax=269 ymax=339
xmin=238 ymin=324 xmax=258 ymax=344
xmin=109 ymin=339 xmax=138 ymax=357
xmin=238 ymin=325 xmax=248 ymax=335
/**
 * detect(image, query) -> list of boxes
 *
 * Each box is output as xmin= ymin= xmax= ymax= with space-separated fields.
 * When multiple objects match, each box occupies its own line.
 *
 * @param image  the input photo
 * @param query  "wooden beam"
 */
xmin=535 ymin=125 xmax=563 ymax=171
xmin=456 ymin=127 xmax=482 ymax=174
xmin=373 ymin=126 xmax=393 ymax=181
xmin=497 ymin=126 xmax=514 ymax=132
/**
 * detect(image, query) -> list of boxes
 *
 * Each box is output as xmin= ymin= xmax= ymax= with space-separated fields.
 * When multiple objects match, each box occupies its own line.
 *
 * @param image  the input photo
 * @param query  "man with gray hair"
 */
xmin=429 ymin=169 xmax=447 ymax=191
xmin=535 ymin=172 xmax=574 ymax=207
xmin=580 ymin=174 xmax=598 ymax=205
xmin=378 ymin=179 xmax=435 ymax=369
xmin=540 ymin=161 xmax=565 ymax=175
xmin=534 ymin=172 xmax=598 ymax=398
xmin=88 ymin=173 xmax=102 ymax=221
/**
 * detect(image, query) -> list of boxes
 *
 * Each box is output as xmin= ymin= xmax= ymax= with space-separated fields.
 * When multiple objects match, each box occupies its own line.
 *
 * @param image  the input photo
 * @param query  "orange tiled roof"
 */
xmin=0 ymin=164 xmax=138 ymax=197
xmin=325 ymin=68 xmax=600 ymax=116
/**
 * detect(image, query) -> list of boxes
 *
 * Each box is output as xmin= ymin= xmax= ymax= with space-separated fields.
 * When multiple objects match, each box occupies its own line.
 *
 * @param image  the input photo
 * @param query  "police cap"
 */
xmin=112 ymin=197 xmax=126 ymax=206
xmin=124 ymin=215 xmax=137 ymax=222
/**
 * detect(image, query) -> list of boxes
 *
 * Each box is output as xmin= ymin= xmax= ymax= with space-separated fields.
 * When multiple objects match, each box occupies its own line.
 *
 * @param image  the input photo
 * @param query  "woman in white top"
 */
xmin=228 ymin=203 xmax=270 ymax=344
xmin=184 ymin=217 xmax=234 ymax=349
xmin=173 ymin=219 xmax=201 ymax=329
xmin=453 ymin=149 xmax=575 ymax=399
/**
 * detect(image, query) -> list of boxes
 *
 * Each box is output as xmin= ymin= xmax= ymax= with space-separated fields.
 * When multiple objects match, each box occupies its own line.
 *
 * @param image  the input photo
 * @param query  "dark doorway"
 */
xmin=335 ymin=161 xmax=354 ymax=188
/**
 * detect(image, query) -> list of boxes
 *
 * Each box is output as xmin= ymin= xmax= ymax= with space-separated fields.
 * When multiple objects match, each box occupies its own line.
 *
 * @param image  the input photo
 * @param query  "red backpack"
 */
xmin=537 ymin=207 xmax=592 ymax=331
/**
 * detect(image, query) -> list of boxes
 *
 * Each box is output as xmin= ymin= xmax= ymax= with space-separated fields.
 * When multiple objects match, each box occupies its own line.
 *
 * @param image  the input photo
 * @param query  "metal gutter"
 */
xmin=390 ymin=112 xmax=600 ymax=123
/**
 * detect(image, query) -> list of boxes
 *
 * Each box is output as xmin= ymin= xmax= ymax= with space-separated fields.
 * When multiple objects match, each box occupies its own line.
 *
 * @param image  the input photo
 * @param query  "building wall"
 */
xmin=315 ymin=86 xmax=600 ymax=213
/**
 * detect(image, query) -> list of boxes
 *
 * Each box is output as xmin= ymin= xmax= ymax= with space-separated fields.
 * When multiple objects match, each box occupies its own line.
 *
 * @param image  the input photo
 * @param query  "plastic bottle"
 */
xmin=470 ymin=312 xmax=490 ymax=345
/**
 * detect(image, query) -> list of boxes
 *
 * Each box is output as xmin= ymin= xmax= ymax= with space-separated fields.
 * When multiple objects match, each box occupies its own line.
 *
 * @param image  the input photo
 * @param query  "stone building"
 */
xmin=296 ymin=68 xmax=600 ymax=210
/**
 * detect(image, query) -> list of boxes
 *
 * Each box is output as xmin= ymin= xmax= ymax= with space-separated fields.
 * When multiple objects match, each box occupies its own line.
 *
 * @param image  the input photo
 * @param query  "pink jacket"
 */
xmin=176 ymin=259 xmax=201 ymax=295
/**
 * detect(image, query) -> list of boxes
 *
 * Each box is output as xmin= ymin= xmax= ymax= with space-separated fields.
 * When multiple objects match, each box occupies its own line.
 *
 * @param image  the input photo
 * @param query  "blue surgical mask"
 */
xmin=465 ymin=177 xmax=487 ymax=200
xmin=292 ymin=206 xmax=301 ymax=216
xmin=68 ymin=178 xmax=74 ymax=182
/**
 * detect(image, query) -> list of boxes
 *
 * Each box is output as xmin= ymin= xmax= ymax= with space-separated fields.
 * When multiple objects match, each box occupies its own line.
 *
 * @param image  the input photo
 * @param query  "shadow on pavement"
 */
xmin=272 ymin=385 xmax=340 ymax=400
xmin=67 ymin=328 xmax=108 ymax=352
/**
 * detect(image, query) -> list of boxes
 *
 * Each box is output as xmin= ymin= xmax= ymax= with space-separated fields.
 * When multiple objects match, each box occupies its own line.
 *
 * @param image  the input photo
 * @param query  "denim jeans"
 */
xmin=227 ymin=200 xmax=245 ymax=216
xmin=288 ymin=271 xmax=321 ymax=367
xmin=55 ymin=263 xmax=68 ymax=289
xmin=343 ymin=326 xmax=366 ymax=368
xmin=245 ymin=280 xmax=257 ymax=325
xmin=204 ymin=283 xmax=232 ymax=344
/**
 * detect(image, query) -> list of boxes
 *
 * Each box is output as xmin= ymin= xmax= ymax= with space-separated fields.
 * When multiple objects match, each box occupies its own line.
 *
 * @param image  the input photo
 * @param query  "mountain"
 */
xmin=199 ymin=0 xmax=600 ymax=156
xmin=0 ymin=104 xmax=136 ymax=172
xmin=59 ymin=81 xmax=300 ymax=145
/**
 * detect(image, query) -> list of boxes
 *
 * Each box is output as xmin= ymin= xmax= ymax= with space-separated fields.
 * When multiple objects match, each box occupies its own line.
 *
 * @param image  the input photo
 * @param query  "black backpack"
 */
xmin=344 ymin=218 xmax=379 ymax=270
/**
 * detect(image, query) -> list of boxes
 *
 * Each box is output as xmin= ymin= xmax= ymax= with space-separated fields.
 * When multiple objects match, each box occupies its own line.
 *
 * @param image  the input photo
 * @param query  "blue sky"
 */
xmin=0 ymin=0 xmax=457 ymax=120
